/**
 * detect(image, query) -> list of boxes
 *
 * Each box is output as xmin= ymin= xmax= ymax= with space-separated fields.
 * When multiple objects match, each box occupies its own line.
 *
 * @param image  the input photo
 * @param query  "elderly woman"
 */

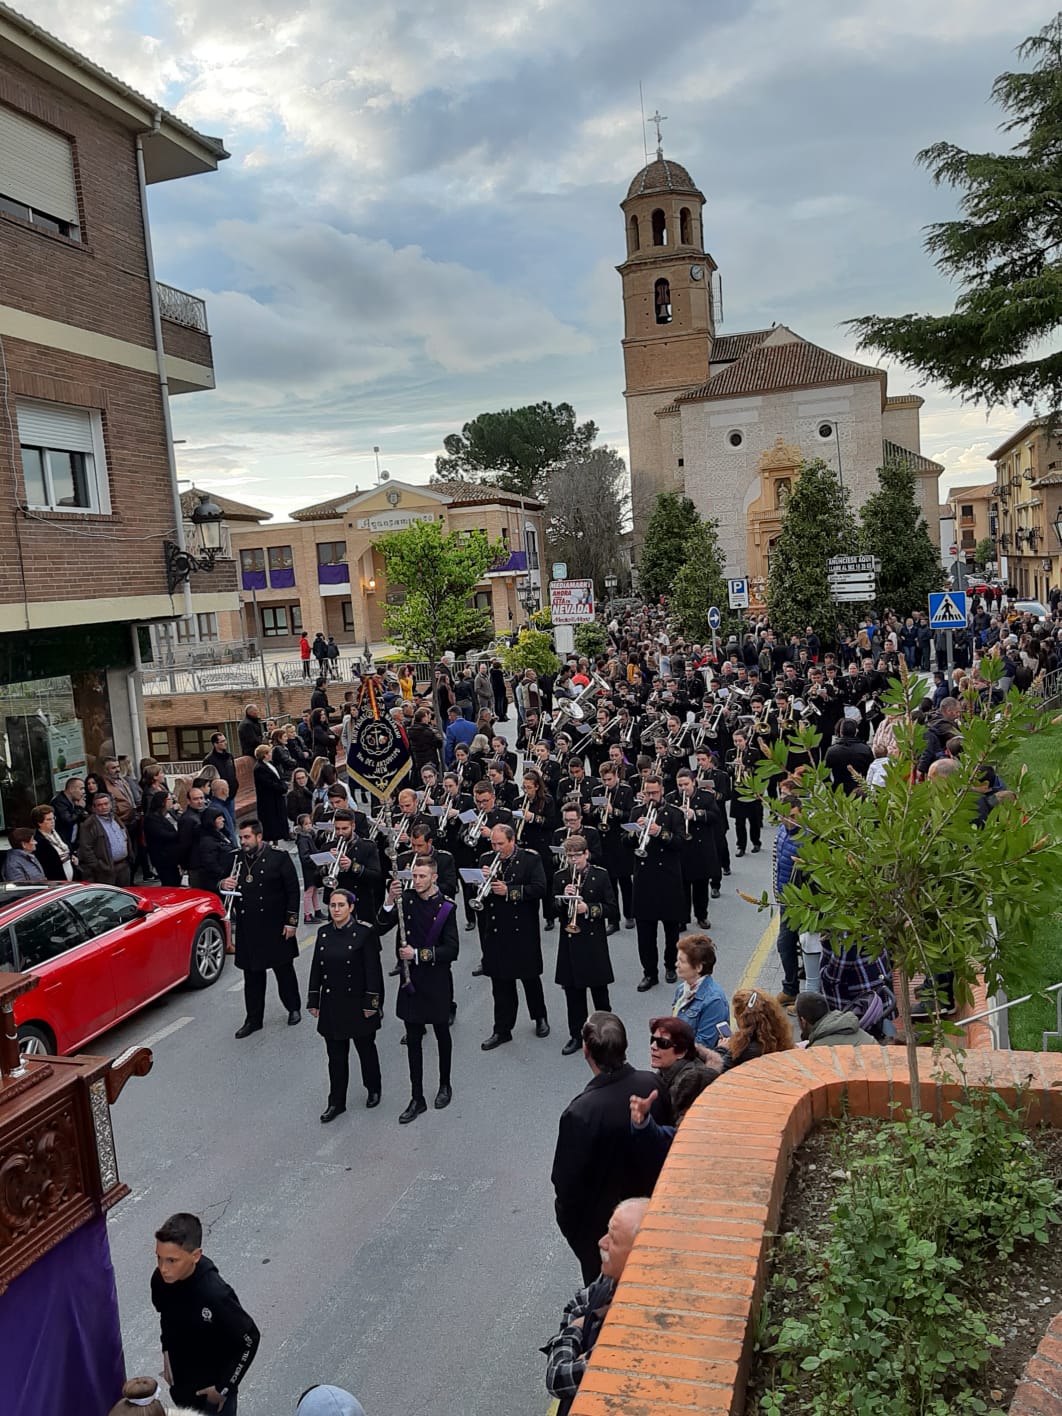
xmin=4 ymin=827 xmax=46 ymax=883
xmin=671 ymin=933 xmax=729 ymax=1048
xmin=645 ymin=1016 xmax=705 ymax=1120
xmin=32 ymin=804 xmax=76 ymax=881
xmin=253 ymin=743 xmax=289 ymax=844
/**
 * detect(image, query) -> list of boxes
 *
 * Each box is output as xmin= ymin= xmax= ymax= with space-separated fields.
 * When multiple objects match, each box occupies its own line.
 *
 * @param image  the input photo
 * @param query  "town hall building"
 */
xmin=619 ymin=141 xmax=942 ymax=593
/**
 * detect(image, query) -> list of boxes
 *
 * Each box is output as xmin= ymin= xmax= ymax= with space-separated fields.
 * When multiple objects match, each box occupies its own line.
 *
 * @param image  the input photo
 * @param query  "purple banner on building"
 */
xmin=241 ymin=570 xmax=267 ymax=591
xmin=318 ymin=563 xmax=350 ymax=585
xmin=490 ymin=550 xmax=528 ymax=574
xmin=269 ymin=568 xmax=296 ymax=589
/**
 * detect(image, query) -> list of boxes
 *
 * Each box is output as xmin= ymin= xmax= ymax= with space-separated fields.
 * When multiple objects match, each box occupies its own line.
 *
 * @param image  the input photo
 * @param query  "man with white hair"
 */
xmin=543 ymin=1196 xmax=650 ymax=1416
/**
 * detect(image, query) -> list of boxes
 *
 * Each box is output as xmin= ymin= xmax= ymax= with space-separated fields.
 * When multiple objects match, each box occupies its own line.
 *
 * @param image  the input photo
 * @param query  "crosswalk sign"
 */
xmin=928 ymin=590 xmax=967 ymax=629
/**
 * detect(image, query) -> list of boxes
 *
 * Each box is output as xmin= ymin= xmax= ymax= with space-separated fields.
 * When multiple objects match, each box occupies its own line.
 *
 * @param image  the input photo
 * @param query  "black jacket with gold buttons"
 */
xmin=306 ymin=919 xmax=384 ymax=1039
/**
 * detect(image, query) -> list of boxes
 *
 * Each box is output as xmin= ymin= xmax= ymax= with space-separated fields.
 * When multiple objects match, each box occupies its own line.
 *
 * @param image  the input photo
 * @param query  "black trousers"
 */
xmin=607 ymin=867 xmax=634 ymax=920
xmin=685 ymin=879 xmax=710 ymax=924
xmin=406 ymin=1021 xmax=452 ymax=1099
xmin=715 ymin=827 xmax=731 ymax=873
xmin=491 ymin=975 xmax=547 ymax=1035
xmin=635 ymin=919 xmax=681 ymax=980
xmin=325 ymin=1034 xmax=382 ymax=1106
xmin=564 ymin=985 xmax=611 ymax=1041
xmin=732 ymin=801 xmax=763 ymax=852
xmin=493 ymin=693 xmax=508 ymax=720
xmin=243 ymin=962 xmax=300 ymax=1024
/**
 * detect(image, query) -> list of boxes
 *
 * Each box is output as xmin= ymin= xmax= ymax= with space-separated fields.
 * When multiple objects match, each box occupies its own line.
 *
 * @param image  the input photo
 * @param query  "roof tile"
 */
xmin=683 ymin=338 xmax=883 ymax=402
xmin=882 ymin=439 xmax=944 ymax=474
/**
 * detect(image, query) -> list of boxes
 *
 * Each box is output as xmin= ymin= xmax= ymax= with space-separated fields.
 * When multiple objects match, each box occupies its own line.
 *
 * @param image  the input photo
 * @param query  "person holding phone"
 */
xmin=670 ymin=934 xmax=729 ymax=1048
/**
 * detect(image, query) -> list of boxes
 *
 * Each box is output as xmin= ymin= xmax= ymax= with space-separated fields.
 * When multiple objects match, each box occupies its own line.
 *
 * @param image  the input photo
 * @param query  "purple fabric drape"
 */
xmin=1 ymin=1215 xmax=125 ymax=1416
xmin=317 ymin=563 xmax=349 ymax=585
xmin=490 ymin=550 xmax=527 ymax=574
xmin=241 ymin=570 xmax=267 ymax=591
xmin=269 ymin=567 xmax=296 ymax=588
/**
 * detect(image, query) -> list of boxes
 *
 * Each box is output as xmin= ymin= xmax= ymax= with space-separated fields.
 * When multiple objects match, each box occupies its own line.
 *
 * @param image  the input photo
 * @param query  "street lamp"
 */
xmin=1053 ymin=507 xmax=1062 ymax=547
xmin=165 ymin=493 xmax=224 ymax=593
xmin=604 ymin=571 xmax=618 ymax=600
xmin=517 ymin=576 xmax=537 ymax=615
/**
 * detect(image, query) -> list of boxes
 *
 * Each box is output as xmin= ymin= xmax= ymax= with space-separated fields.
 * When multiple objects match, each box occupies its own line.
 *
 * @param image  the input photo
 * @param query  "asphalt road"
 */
xmin=100 ymin=754 xmax=777 ymax=1416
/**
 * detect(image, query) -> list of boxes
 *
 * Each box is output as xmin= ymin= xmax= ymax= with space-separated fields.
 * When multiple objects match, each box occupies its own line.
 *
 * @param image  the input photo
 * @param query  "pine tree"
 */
xmin=849 ymin=17 xmax=1062 ymax=415
xmin=766 ymin=459 xmax=856 ymax=643
xmin=859 ymin=461 xmax=944 ymax=615
xmin=671 ymin=517 xmax=732 ymax=644
xmin=638 ymin=492 xmax=700 ymax=602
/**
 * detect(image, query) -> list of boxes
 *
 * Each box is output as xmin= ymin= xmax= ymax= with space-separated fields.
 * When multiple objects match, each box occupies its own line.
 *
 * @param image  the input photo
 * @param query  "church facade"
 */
xmin=619 ymin=148 xmax=942 ymax=592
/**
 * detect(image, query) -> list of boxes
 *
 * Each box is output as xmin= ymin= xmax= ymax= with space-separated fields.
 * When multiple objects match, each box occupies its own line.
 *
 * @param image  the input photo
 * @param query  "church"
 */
xmin=619 ymin=137 xmax=942 ymax=593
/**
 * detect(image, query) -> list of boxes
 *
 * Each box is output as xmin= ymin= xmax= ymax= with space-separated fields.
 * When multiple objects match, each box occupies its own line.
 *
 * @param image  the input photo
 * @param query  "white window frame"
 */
xmin=16 ymin=399 xmax=110 ymax=514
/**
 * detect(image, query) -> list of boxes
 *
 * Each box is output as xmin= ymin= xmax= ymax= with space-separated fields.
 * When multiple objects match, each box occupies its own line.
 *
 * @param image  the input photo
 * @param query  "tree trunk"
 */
xmin=896 ymin=964 xmax=922 ymax=1113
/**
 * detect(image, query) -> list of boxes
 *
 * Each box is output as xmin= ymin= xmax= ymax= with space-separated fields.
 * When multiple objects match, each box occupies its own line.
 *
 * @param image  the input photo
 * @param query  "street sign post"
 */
xmin=707 ymin=605 xmax=721 ymax=660
xmin=727 ymin=578 xmax=749 ymax=610
xmin=828 ymin=554 xmax=879 ymax=604
xmin=928 ymin=589 xmax=968 ymax=674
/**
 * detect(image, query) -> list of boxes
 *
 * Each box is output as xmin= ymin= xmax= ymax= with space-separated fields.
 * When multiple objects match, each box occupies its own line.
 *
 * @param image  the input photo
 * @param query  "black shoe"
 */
xmin=535 ymin=1018 xmax=551 ymax=1039
xmin=751 ymin=843 xmax=762 ymax=853
xmin=434 ymin=1084 xmax=452 ymax=1109
xmin=636 ymin=975 xmax=657 ymax=992
xmin=234 ymin=1021 xmax=262 ymax=1039
xmin=449 ymin=1003 xmax=457 ymax=1025
xmin=544 ymin=919 xmax=556 ymax=931
xmin=665 ymin=968 xmax=678 ymax=984
xmin=696 ymin=918 xmax=711 ymax=929
xmin=287 ymin=1009 xmax=301 ymax=1026
xmin=472 ymin=963 xmax=485 ymax=977
xmin=400 ymin=1033 xmax=408 ymax=1046
xmin=399 ymin=1097 xmax=427 ymax=1124
xmin=736 ymin=849 xmax=746 ymax=858
xmin=711 ymin=886 xmax=721 ymax=899
xmin=465 ymin=920 xmax=477 ymax=932
xmin=481 ymin=1032 xmax=512 ymax=1051
xmin=366 ymin=1091 xmax=382 ymax=1109
xmin=389 ymin=964 xmax=401 ymax=977
xmin=320 ymin=1104 xmax=345 ymax=1124
xmin=316 ymin=910 xmax=329 ymax=921
xmin=561 ymin=1035 xmax=582 ymax=1056
xmin=722 ymin=868 xmax=731 ymax=877
xmin=623 ymin=918 xmax=636 ymax=930
xmin=606 ymin=923 xmax=618 ymax=936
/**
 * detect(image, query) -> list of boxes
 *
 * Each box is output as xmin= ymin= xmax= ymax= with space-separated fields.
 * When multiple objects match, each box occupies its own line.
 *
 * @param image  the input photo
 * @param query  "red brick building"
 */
xmin=0 ymin=3 xmax=233 ymax=830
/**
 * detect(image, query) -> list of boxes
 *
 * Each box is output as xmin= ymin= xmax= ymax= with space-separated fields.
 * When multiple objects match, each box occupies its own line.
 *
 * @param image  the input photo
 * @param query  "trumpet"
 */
xmin=515 ymin=792 xmax=532 ymax=842
xmin=564 ymin=862 xmax=582 ymax=934
xmin=599 ymin=785 xmax=614 ymax=828
xmin=471 ymin=852 xmax=502 ymax=910
xmin=366 ymin=800 xmax=393 ymax=841
xmin=464 ymin=808 xmax=488 ymax=847
xmin=324 ymin=838 xmax=348 ymax=886
xmin=634 ymin=802 xmax=658 ymax=858
xmin=222 ymin=853 xmax=244 ymax=921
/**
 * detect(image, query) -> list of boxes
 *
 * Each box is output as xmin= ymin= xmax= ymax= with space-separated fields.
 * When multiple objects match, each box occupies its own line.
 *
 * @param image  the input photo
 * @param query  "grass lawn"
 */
xmin=1001 ymin=718 xmax=1062 ymax=1052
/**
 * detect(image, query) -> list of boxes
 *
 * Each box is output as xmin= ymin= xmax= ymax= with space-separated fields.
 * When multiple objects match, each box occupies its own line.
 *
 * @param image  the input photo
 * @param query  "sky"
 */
xmin=23 ymin=0 xmax=1059 ymax=520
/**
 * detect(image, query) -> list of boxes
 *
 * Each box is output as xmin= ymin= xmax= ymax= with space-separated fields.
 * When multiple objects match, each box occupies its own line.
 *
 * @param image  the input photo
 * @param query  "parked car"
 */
xmin=1011 ymin=599 xmax=1050 ymax=621
xmin=2 ymin=881 xmax=227 ymax=1056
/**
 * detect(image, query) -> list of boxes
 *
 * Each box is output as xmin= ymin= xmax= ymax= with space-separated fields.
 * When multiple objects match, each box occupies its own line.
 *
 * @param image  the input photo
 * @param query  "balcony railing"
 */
xmin=157 ymin=281 xmax=209 ymax=334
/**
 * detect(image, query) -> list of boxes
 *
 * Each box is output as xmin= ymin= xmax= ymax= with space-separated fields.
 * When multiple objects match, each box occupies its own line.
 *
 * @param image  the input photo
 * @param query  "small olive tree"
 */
xmin=740 ymin=660 xmax=1062 ymax=1108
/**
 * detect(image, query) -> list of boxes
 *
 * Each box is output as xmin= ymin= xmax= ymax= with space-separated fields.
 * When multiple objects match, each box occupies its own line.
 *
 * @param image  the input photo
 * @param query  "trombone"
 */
xmin=470 ymin=851 xmax=502 ymax=910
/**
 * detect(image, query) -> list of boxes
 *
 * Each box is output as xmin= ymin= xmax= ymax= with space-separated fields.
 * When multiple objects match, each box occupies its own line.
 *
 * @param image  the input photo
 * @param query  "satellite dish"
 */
xmin=380 ymin=469 xmax=390 ymax=481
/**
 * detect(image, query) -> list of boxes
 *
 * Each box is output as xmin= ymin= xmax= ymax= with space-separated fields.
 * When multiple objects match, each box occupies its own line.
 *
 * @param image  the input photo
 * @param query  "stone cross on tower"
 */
xmin=649 ymin=109 xmax=667 ymax=159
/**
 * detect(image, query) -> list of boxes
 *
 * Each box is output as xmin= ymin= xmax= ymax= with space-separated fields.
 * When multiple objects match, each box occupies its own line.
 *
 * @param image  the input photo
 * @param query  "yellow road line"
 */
xmin=738 ymin=913 xmax=779 ymax=992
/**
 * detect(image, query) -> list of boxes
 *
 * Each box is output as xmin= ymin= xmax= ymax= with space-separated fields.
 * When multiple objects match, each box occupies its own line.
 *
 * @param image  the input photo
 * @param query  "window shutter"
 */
xmin=0 ymin=106 xmax=79 ymax=224
xmin=16 ymin=399 xmax=94 ymax=453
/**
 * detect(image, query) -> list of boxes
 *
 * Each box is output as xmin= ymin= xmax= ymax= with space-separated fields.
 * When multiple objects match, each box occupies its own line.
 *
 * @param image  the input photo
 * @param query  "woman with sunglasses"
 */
xmin=717 ymin=988 xmax=794 ymax=1071
xmin=646 ymin=1016 xmax=704 ymax=1124
xmin=671 ymin=933 xmax=729 ymax=1048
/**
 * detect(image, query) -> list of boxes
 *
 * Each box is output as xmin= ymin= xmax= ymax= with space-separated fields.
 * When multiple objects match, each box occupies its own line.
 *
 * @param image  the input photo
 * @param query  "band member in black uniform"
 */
xmin=477 ymin=823 xmax=550 ymax=1049
xmin=516 ymin=708 xmax=547 ymax=753
xmin=556 ymin=757 xmax=598 ymax=822
xmin=595 ymin=763 xmax=635 ymax=927
xmin=653 ymin=725 xmax=687 ymax=796
xmin=321 ymin=808 xmax=382 ymax=923
xmin=584 ymin=707 xmax=617 ymax=776
xmin=669 ymin=768 xmax=717 ymax=929
xmin=439 ymin=770 xmax=478 ymax=932
xmin=452 ymin=741 xmax=482 ymax=787
xmin=489 ymin=734 xmax=518 ymax=776
xmin=307 ymin=888 xmax=384 ymax=1122
xmin=517 ymin=766 xmax=558 ymax=926
xmin=418 ymin=762 xmax=443 ymax=805
xmin=399 ymin=822 xmax=458 ymax=900
xmin=551 ymin=730 xmax=575 ymax=779
xmin=625 ymin=774 xmax=686 ymax=991
xmin=380 ymin=858 xmax=459 ymax=1122
xmin=529 ymin=739 xmax=562 ymax=799
xmin=222 ymin=820 xmax=302 ymax=1039
xmin=553 ymin=835 xmax=616 ymax=1057
xmin=391 ymin=786 xmax=433 ymax=853
xmin=693 ymin=748 xmax=732 ymax=881
xmin=726 ymin=730 xmax=764 ymax=855
xmin=552 ymin=799 xmax=603 ymax=866
xmin=313 ymin=783 xmax=371 ymax=838
xmin=606 ymin=741 xmax=630 ymax=781
xmin=464 ymin=782 xmax=514 ymax=964
xmin=486 ymin=760 xmax=519 ymax=808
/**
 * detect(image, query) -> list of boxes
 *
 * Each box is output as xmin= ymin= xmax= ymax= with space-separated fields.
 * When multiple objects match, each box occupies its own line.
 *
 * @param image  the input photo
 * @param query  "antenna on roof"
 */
xmin=639 ymin=81 xmax=648 ymax=165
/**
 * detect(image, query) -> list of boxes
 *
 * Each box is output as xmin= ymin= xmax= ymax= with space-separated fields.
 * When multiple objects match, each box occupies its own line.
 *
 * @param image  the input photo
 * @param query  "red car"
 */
xmin=2 ymin=881 xmax=227 ymax=1056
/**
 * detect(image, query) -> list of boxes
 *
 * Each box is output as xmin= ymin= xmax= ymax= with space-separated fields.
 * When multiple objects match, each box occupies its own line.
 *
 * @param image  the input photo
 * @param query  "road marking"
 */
xmin=738 ymin=914 xmax=779 ymax=992
xmin=137 ymin=1015 xmax=194 ymax=1048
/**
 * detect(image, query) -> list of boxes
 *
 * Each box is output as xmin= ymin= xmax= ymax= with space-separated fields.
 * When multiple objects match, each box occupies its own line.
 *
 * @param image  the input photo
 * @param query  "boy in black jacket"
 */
xmin=151 ymin=1213 xmax=260 ymax=1414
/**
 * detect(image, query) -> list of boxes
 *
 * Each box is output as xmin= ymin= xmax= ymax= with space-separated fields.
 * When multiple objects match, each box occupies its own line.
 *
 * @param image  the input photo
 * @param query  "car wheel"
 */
xmin=18 ymin=1023 xmax=55 ymax=1056
xmin=187 ymin=918 xmax=226 ymax=988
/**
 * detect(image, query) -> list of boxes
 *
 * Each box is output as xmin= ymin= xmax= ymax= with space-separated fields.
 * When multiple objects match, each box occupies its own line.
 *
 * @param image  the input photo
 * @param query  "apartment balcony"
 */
xmin=157 ymin=281 xmax=215 ymax=393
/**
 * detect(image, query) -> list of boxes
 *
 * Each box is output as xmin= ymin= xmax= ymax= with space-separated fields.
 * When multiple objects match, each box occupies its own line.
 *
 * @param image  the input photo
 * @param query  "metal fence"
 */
xmin=139 ymin=655 xmax=496 ymax=698
xmin=157 ymin=281 xmax=209 ymax=333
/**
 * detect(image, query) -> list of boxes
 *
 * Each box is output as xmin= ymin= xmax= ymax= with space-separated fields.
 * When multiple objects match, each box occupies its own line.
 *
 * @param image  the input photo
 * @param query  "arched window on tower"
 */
xmin=651 ymin=208 xmax=667 ymax=246
xmin=629 ymin=214 xmax=640 ymax=253
xmin=654 ymin=278 xmax=672 ymax=324
xmin=679 ymin=207 xmax=691 ymax=244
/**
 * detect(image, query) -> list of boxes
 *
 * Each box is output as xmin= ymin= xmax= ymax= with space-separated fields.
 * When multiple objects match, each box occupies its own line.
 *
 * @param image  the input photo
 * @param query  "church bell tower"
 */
xmin=619 ymin=122 xmax=716 ymax=540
